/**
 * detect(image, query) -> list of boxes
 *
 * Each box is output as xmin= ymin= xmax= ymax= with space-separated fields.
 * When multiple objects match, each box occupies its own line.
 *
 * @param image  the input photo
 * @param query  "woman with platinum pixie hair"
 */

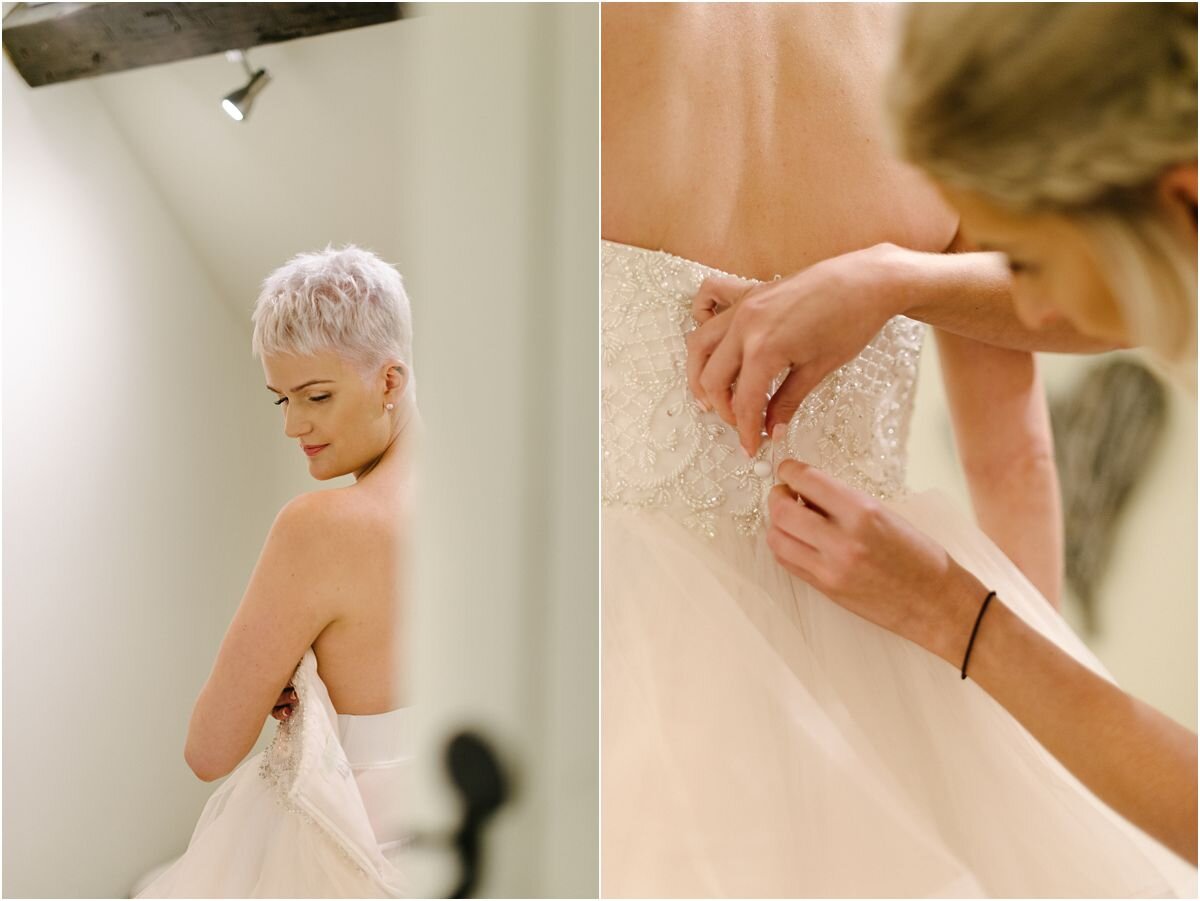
xmin=761 ymin=0 xmax=1197 ymax=873
xmin=137 ymin=245 xmax=414 ymax=898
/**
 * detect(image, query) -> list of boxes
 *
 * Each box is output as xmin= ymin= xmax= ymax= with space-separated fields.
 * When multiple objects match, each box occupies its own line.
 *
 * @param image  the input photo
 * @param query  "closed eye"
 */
xmin=310 ymin=394 xmax=331 ymax=402
xmin=273 ymin=396 xmax=287 ymax=406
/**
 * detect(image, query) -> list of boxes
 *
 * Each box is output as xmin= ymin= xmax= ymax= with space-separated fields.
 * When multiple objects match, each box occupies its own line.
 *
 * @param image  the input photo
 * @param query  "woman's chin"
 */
xmin=306 ymin=458 xmax=345 ymax=481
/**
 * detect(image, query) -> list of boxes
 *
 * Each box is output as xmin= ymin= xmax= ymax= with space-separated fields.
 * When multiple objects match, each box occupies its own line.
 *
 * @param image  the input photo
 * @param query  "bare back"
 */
xmin=602 ymin=2 xmax=957 ymax=280
xmin=310 ymin=465 xmax=410 ymax=714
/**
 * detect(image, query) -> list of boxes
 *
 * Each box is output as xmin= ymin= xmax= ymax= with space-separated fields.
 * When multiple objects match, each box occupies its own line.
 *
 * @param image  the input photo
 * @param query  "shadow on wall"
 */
xmin=1051 ymin=359 xmax=1168 ymax=635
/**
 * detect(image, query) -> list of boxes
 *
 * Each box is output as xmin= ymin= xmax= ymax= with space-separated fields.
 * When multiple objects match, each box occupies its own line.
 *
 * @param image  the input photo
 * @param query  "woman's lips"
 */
xmin=303 ymin=444 xmax=329 ymax=457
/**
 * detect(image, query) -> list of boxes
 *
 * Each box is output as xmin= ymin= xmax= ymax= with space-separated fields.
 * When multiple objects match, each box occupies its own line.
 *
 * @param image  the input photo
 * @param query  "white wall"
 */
xmin=86 ymin=19 xmax=413 ymax=321
xmin=908 ymin=336 xmax=1197 ymax=730
xmin=405 ymin=5 xmax=598 ymax=897
xmin=2 ymin=62 xmax=295 ymax=897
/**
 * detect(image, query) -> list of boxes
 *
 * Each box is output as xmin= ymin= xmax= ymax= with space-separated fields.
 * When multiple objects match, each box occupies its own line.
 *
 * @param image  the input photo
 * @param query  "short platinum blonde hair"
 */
xmin=251 ymin=244 xmax=413 ymax=376
xmin=888 ymin=3 xmax=1197 ymax=371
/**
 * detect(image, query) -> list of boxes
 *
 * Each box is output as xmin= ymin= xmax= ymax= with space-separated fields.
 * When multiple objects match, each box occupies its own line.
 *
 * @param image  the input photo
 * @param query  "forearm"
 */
xmin=964 ymin=456 xmax=1063 ymax=607
xmin=185 ymin=681 xmax=258 ymax=782
xmin=936 ymin=330 xmax=1063 ymax=606
xmin=927 ymin=571 xmax=1198 ymax=864
xmin=872 ymin=242 xmax=1117 ymax=353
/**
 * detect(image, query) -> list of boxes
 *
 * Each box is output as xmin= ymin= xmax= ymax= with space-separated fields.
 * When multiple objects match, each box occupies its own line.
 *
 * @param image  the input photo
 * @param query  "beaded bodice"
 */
xmin=601 ymin=240 xmax=923 ymax=538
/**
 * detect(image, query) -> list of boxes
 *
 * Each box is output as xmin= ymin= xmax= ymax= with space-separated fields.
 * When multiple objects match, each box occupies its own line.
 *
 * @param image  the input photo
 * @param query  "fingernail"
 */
xmin=696 ymin=399 xmax=711 ymax=413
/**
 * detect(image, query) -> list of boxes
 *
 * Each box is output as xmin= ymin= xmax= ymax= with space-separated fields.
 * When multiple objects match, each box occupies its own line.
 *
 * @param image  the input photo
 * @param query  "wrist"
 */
xmin=858 ymin=242 xmax=922 ymax=320
xmin=914 ymin=560 xmax=991 ymax=667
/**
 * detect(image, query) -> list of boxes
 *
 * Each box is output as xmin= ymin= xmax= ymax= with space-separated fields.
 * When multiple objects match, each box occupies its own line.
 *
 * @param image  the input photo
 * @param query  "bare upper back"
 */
xmin=307 ymin=472 xmax=409 ymax=714
xmin=602 ymin=2 xmax=957 ymax=279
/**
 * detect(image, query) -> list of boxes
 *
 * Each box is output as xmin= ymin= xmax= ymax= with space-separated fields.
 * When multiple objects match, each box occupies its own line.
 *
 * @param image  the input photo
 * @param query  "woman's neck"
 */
xmin=354 ymin=408 xmax=419 ymax=484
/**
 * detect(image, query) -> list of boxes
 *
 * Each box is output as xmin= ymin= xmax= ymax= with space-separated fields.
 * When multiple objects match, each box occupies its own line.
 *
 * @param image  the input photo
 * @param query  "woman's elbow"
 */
xmin=961 ymin=443 xmax=1058 ymax=491
xmin=184 ymin=741 xmax=229 ymax=783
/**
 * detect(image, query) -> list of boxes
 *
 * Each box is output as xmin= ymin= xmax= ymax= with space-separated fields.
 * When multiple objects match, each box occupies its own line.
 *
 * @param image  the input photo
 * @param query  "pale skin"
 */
xmin=604 ymin=2 xmax=1064 ymax=602
xmin=763 ymin=169 xmax=1199 ymax=865
xmin=184 ymin=349 xmax=412 ymax=782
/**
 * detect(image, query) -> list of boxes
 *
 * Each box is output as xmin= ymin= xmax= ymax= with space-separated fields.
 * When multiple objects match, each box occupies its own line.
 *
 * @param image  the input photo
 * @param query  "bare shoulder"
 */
xmin=274 ymin=485 xmax=405 ymax=552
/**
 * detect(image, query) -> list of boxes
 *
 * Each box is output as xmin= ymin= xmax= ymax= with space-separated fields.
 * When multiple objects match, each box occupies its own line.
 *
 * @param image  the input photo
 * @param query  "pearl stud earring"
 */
xmin=385 ymin=403 xmax=395 ymax=411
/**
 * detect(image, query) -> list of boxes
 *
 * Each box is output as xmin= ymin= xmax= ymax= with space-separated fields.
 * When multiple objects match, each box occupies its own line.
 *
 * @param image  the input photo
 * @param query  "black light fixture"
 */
xmin=222 ymin=50 xmax=270 ymax=122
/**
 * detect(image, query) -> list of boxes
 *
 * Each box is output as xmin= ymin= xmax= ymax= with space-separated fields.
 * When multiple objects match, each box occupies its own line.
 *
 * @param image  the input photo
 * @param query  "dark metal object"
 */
xmin=2 ymin=2 xmax=406 ymax=87
xmin=394 ymin=730 xmax=511 ymax=898
xmin=445 ymin=731 xmax=509 ymax=899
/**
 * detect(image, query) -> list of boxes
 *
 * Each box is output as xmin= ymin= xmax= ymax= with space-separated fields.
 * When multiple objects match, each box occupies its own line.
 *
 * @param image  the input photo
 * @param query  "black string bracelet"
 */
xmin=961 ymin=590 xmax=997 ymax=680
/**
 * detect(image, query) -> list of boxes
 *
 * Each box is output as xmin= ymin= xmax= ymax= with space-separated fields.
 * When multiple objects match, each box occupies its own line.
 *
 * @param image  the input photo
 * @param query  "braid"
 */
xmin=890 ymin=3 xmax=1197 ymax=213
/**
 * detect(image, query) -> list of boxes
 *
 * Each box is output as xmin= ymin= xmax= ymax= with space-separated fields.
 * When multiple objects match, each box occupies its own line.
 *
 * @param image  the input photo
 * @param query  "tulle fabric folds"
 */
xmin=602 ymin=491 xmax=1196 ymax=898
xmin=137 ymin=649 xmax=407 ymax=898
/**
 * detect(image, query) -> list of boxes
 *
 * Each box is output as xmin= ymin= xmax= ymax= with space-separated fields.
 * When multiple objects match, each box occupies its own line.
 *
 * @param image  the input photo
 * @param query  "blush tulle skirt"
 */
xmin=602 ymin=490 xmax=1196 ymax=898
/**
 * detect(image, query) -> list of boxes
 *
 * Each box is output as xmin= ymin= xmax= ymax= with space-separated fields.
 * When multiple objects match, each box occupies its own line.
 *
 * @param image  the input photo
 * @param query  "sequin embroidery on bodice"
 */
xmin=601 ymin=240 xmax=923 ymax=538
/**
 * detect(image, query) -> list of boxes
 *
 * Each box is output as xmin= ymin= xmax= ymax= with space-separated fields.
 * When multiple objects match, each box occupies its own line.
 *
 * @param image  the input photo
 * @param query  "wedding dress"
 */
xmin=135 ymin=648 xmax=410 ymax=898
xmin=601 ymin=239 xmax=1198 ymax=898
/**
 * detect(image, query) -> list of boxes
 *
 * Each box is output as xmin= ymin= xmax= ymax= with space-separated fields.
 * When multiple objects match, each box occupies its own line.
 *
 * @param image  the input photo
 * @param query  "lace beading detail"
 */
xmin=259 ymin=651 xmax=397 ymax=889
xmin=259 ymin=655 xmax=318 ymax=802
xmin=601 ymin=241 xmax=923 ymax=539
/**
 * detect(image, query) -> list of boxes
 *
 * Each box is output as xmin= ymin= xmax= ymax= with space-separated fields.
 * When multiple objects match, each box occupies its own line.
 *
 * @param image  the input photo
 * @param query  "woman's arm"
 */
xmin=686 ymin=235 xmax=1118 ymax=457
xmin=766 ymin=460 xmax=1198 ymax=865
xmin=935 ymin=570 xmax=1197 ymax=864
xmin=935 ymin=328 xmax=1063 ymax=606
xmin=890 ymin=231 xmax=1120 ymax=353
xmin=184 ymin=492 xmax=342 ymax=782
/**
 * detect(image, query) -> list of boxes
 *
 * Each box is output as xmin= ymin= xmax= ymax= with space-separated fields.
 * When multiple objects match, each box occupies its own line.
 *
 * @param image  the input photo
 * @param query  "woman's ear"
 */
xmin=1157 ymin=161 xmax=1197 ymax=229
xmin=384 ymin=361 xmax=408 ymax=396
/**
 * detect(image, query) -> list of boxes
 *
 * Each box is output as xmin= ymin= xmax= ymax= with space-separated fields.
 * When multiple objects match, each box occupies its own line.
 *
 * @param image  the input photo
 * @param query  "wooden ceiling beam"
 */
xmin=2 ymin=2 xmax=407 ymax=87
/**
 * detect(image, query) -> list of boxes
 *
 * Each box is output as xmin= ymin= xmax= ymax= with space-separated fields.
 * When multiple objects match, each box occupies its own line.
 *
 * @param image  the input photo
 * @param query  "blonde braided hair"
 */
xmin=888 ymin=3 xmax=1197 ymax=373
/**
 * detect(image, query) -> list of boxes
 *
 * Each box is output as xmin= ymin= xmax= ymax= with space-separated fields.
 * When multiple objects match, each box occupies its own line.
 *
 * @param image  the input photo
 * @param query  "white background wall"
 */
xmin=404 ymin=6 xmax=598 ymax=896
xmin=908 ymin=338 xmax=1197 ymax=730
xmin=2 ymin=59 xmax=300 ymax=897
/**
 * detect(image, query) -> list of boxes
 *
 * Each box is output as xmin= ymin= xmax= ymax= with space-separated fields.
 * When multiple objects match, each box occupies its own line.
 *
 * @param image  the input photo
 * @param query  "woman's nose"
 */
xmin=283 ymin=405 xmax=310 ymax=438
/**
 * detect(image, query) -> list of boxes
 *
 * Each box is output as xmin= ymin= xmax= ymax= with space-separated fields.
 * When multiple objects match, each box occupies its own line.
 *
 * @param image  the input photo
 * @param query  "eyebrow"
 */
xmin=265 ymin=379 xmax=335 ymax=394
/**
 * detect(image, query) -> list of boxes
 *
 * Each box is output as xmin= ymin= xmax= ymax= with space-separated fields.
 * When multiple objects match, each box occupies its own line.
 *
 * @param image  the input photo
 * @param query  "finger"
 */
xmin=766 ymin=522 xmax=824 ymax=584
xmin=692 ymin=276 xmax=746 ymax=322
xmin=685 ymin=310 xmax=733 ymax=410
xmin=731 ymin=359 xmax=776 ymax=458
xmin=775 ymin=459 xmax=855 ymax=520
xmin=768 ymin=484 xmax=837 ymax=551
xmin=768 ymin=481 xmax=827 ymax=520
xmin=764 ymin=366 xmax=823 ymax=435
xmin=699 ymin=322 xmax=744 ymax=428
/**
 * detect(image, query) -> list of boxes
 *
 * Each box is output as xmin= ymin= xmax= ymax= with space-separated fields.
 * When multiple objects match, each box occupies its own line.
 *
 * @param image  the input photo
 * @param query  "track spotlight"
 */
xmin=222 ymin=50 xmax=270 ymax=122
